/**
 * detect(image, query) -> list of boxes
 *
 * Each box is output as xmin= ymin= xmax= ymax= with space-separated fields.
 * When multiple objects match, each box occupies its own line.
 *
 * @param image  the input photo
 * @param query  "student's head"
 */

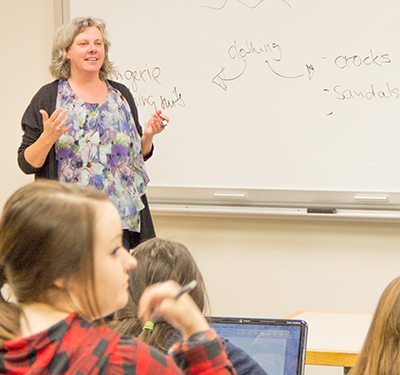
xmin=129 ymin=238 xmax=208 ymax=312
xmin=109 ymin=238 xmax=209 ymax=350
xmin=0 ymin=180 xmax=136 ymax=342
xmin=349 ymin=276 xmax=400 ymax=375
xmin=49 ymin=16 xmax=116 ymax=81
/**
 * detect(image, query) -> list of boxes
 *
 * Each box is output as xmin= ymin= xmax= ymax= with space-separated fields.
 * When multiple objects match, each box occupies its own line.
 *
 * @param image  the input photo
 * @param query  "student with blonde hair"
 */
xmin=349 ymin=276 xmax=400 ymax=375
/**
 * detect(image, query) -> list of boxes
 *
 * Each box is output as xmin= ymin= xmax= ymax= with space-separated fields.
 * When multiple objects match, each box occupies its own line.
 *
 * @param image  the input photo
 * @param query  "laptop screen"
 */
xmin=208 ymin=317 xmax=308 ymax=375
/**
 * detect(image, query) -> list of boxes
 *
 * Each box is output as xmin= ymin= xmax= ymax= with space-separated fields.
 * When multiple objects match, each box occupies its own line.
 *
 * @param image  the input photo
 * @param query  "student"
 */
xmin=348 ymin=276 xmax=400 ymax=375
xmin=108 ymin=238 xmax=267 ymax=375
xmin=0 ymin=180 xmax=235 ymax=375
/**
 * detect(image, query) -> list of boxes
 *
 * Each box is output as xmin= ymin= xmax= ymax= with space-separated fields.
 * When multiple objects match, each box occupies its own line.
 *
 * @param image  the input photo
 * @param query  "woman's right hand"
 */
xmin=138 ymin=281 xmax=210 ymax=340
xmin=39 ymin=108 xmax=72 ymax=141
xmin=23 ymin=108 xmax=73 ymax=169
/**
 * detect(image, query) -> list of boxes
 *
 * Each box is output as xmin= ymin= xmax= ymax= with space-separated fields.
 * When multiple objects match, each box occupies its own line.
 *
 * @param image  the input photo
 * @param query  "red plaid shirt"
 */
xmin=0 ymin=313 xmax=236 ymax=375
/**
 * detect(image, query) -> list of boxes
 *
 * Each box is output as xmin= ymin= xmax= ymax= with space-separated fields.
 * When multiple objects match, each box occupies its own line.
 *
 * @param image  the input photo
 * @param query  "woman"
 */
xmin=0 ymin=180 xmax=235 ymax=374
xmin=109 ymin=238 xmax=267 ymax=375
xmin=348 ymin=276 xmax=400 ymax=375
xmin=17 ymin=17 xmax=166 ymax=249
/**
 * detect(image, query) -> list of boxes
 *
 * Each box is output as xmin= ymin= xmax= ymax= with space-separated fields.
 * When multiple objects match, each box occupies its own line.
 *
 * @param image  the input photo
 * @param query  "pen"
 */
xmin=173 ymin=280 xmax=198 ymax=300
xmin=143 ymin=281 xmax=199 ymax=328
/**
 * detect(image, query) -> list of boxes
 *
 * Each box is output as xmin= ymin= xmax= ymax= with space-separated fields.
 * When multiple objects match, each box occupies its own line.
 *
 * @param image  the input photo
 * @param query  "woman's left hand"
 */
xmin=141 ymin=111 xmax=170 ymax=156
xmin=144 ymin=110 xmax=170 ymax=137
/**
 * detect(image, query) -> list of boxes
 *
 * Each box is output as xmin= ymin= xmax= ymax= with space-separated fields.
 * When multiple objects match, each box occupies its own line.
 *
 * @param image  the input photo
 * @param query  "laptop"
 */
xmin=208 ymin=317 xmax=308 ymax=375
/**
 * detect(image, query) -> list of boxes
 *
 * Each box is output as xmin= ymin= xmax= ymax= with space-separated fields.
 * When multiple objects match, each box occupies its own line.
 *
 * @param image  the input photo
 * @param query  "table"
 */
xmin=285 ymin=311 xmax=373 ymax=371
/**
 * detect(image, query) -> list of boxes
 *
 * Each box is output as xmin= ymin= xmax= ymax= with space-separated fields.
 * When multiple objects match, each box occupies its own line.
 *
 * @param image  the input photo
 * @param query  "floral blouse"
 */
xmin=56 ymin=80 xmax=149 ymax=232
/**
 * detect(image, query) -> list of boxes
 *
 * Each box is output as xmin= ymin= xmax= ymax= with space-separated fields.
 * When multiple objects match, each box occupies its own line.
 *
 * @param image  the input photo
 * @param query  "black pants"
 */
xmin=122 ymin=230 xmax=141 ymax=250
xmin=122 ymin=196 xmax=156 ymax=250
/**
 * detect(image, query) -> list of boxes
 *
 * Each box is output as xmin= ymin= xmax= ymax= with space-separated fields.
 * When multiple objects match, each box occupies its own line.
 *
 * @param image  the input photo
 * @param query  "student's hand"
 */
xmin=138 ymin=280 xmax=209 ymax=340
xmin=40 ymin=108 xmax=72 ymax=141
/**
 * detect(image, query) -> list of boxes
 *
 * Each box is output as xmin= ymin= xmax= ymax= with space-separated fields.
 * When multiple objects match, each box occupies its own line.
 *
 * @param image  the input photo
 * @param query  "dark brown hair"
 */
xmin=349 ymin=276 xmax=400 ymax=375
xmin=0 ymin=180 xmax=109 ymax=344
xmin=108 ymin=238 xmax=209 ymax=352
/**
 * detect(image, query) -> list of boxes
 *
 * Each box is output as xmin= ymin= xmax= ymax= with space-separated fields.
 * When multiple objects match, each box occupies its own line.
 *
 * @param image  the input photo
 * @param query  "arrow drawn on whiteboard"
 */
xmin=265 ymin=60 xmax=304 ymax=79
xmin=201 ymin=0 xmax=228 ymax=10
xmin=237 ymin=0 xmax=267 ymax=7
xmin=306 ymin=64 xmax=315 ymax=80
xmin=212 ymin=60 xmax=247 ymax=91
xmin=202 ymin=0 xmax=262 ymax=9
xmin=201 ymin=0 xmax=290 ymax=10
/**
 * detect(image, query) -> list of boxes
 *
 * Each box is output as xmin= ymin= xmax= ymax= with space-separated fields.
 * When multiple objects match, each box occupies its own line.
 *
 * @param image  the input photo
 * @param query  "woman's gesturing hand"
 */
xmin=144 ymin=110 xmax=170 ymax=137
xmin=141 ymin=110 xmax=170 ymax=156
xmin=40 ymin=107 xmax=72 ymax=140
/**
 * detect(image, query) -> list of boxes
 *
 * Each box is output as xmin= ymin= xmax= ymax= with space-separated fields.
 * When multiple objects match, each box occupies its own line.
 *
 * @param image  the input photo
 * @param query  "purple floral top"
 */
xmin=55 ymin=80 xmax=149 ymax=232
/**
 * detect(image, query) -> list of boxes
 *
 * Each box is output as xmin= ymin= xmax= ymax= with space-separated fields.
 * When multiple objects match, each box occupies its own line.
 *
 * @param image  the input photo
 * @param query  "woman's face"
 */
xmin=66 ymin=26 xmax=105 ymax=78
xmin=92 ymin=201 xmax=137 ymax=317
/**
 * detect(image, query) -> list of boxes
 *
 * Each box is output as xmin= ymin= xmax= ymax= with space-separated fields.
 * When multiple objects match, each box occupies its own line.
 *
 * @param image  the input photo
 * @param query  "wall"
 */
xmin=2 ymin=2 xmax=400 ymax=375
xmin=0 ymin=0 xmax=54 ymax=203
xmin=153 ymin=214 xmax=400 ymax=375
xmin=153 ymin=215 xmax=400 ymax=319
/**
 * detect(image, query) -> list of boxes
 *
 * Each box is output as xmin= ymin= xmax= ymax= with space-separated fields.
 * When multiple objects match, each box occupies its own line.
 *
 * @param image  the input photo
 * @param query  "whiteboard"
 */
xmin=67 ymin=0 xmax=400 ymax=214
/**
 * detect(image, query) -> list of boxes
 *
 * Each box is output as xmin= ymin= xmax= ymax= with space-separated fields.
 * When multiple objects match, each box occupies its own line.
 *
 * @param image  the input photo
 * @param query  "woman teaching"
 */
xmin=17 ymin=17 xmax=168 ymax=249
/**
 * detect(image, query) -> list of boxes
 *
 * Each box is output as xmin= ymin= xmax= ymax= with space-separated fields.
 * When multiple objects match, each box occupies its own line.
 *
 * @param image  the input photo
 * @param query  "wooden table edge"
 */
xmin=305 ymin=349 xmax=359 ymax=367
xmin=284 ymin=310 xmax=371 ymax=368
xmin=285 ymin=310 xmax=373 ymax=319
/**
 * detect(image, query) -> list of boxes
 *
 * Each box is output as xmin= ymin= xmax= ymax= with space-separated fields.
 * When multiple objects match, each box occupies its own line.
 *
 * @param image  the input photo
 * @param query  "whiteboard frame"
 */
xmin=58 ymin=1 xmax=400 ymax=221
xmin=147 ymin=186 xmax=400 ymax=222
xmin=54 ymin=0 xmax=69 ymax=28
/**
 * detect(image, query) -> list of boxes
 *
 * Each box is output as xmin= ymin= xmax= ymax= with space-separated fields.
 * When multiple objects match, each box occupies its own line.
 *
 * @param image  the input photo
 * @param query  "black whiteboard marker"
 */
xmin=160 ymin=117 xmax=168 ymax=128
xmin=306 ymin=207 xmax=337 ymax=214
